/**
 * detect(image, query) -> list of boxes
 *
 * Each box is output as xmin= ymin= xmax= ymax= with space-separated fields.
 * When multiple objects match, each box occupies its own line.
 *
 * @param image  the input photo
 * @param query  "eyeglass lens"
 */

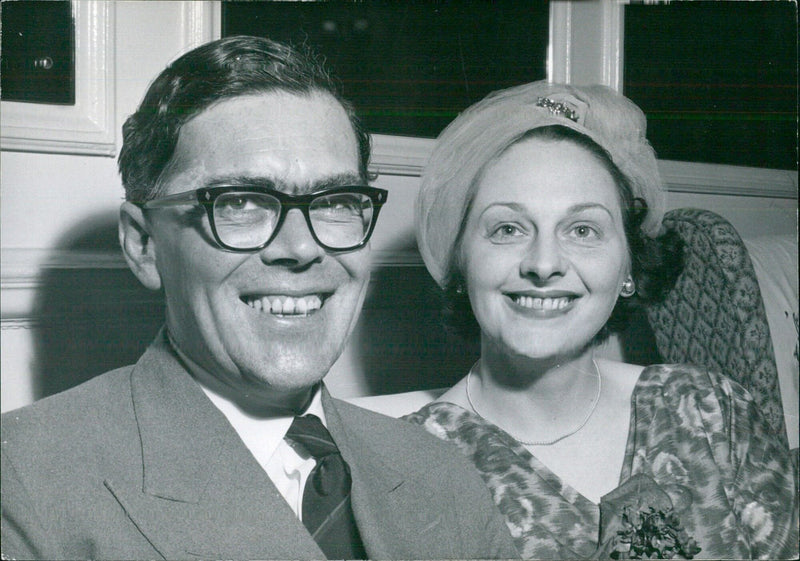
xmin=212 ymin=191 xmax=375 ymax=250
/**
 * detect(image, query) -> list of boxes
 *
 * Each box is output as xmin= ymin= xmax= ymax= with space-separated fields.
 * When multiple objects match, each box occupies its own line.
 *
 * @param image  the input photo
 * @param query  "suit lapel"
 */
xmin=322 ymin=390 xmax=457 ymax=559
xmin=105 ymin=331 xmax=324 ymax=559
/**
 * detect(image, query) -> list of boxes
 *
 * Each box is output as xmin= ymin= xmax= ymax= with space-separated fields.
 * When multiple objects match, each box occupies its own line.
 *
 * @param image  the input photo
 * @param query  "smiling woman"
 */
xmin=459 ymin=137 xmax=630 ymax=364
xmin=404 ymin=80 xmax=798 ymax=559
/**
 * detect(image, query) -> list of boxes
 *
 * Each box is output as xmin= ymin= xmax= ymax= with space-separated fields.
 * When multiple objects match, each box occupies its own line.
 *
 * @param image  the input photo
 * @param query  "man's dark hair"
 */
xmin=118 ymin=35 xmax=371 ymax=202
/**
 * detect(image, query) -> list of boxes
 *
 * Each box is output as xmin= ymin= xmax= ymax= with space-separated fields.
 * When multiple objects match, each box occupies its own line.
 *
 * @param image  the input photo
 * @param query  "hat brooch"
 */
xmin=535 ymin=96 xmax=581 ymax=123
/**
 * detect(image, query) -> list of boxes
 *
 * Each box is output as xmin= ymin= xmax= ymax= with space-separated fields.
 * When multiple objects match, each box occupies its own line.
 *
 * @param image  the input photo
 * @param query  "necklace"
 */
xmin=465 ymin=358 xmax=602 ymax=446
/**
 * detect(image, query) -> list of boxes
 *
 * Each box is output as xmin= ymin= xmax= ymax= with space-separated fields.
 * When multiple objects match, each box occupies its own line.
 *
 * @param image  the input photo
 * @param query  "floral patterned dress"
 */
xmin=404 ymin=364 xmax=798 ymax=559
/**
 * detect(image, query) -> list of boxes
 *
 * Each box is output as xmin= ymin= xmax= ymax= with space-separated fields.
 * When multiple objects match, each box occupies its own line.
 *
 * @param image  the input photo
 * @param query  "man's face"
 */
xmin=142 ymin=91 xmax=370 ymax=410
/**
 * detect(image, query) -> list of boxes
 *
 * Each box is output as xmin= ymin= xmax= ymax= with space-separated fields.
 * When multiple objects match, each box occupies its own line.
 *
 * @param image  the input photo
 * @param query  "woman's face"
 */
xmin=459 ymin=136 xmax=630 ymax=361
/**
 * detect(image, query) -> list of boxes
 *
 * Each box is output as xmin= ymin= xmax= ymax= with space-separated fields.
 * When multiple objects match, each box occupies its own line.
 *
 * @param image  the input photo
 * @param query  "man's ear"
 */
xmin=119 ymin=202 xmax=162 ymax=291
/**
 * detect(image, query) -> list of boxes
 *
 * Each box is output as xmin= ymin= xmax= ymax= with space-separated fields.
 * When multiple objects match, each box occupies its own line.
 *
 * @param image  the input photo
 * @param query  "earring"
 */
xmin=455 ymin=283 xmax=466 ymax=295
xmin=620 ymin=276 xmax=636 ymax=298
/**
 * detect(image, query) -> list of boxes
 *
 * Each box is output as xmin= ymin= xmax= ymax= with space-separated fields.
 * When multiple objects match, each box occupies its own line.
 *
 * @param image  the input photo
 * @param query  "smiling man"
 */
xmin=0 ymin=37 xmax=518 ymax=560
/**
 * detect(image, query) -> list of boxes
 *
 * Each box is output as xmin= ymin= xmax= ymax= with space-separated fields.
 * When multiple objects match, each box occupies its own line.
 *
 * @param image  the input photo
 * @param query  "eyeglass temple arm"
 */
xmin=140 ymin=191 xmax=199 ymax=208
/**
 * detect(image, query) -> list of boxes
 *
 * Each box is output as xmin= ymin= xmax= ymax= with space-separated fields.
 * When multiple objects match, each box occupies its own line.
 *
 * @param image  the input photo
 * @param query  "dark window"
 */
xmin=624 ymin=1 xmax=797 ymax=171
xmin=1 ymin=0 xmax=75 ymax=105
xmin=222 ymin=1 xmax=549 ymax=138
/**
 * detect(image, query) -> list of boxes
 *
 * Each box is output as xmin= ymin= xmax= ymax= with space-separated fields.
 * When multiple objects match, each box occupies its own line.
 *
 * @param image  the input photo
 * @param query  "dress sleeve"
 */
xmin=712 ymin=371 xmax=799 ymax=559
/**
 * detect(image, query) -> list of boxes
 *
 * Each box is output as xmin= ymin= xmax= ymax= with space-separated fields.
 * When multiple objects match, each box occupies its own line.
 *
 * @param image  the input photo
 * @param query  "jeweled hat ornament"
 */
xmin=415 ymin=80 xmax=666 ymax=287
xmin=534 ymin=95 xmax=584 ymax=123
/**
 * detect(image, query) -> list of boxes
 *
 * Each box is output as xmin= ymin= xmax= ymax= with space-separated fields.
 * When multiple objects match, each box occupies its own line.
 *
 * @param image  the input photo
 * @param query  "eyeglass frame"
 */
xmin=137 ymin=184 xmax=388 ymax=253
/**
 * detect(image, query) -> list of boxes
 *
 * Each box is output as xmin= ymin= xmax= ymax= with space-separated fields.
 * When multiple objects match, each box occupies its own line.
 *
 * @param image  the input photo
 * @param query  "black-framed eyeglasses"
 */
xmin=139 ymin=185 xmax=388 ymax=252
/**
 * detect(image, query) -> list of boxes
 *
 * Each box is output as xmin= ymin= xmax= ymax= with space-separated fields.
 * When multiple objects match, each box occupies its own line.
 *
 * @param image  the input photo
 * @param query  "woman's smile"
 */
xmin=507 ymin=293 xmax=575 ymax=312
xmin=460 ymin=137 xmax=629 ymax=361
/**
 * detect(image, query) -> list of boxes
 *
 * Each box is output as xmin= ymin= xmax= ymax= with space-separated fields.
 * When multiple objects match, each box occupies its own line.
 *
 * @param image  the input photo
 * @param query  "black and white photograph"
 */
xmin=1 ymin=1 xmax=797 ymax=559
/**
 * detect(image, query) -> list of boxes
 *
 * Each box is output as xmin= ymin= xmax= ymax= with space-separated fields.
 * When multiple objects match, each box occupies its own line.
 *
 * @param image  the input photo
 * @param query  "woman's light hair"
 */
xmin=415 ymin=80 xmax=666 ymax=287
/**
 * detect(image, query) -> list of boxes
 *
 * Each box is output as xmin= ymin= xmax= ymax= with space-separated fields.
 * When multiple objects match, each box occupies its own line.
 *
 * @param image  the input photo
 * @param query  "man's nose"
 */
xmin=519 ymin=235 xmax=567 ymax=280
xmin=258 ymin=208 xmax=325 ymax=267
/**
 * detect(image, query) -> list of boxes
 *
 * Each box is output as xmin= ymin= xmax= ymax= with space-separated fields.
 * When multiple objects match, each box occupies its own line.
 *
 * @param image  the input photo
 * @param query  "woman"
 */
xmin=405 ymin=81 xmax=798 ymax=559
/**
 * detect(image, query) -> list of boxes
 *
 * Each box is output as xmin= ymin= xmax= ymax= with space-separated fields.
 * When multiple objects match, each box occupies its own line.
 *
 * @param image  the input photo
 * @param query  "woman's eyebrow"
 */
xmin=478 ymin=202 xmax=527 ymax=214
xmin=566 ymin=202 xmax=615 ymax=219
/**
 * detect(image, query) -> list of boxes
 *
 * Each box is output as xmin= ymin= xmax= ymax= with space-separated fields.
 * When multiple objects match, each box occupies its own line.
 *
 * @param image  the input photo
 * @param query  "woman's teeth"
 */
xmin=244 ymin=295 xmax=323 ymax=316
xmin=513 ymin=295 xmax=571 ymax=310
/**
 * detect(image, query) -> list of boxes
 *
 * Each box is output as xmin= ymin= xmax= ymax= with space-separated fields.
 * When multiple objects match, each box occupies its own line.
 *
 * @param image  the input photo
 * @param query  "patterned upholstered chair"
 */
xmin=646 ymin=208 xmax=788 ymax=450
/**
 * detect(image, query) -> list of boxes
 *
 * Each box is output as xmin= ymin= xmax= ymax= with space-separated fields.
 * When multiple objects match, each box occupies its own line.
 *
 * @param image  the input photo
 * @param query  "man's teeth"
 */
xmin=245 ymin=295 xmax=323 ymax=316
xmin=513 ymin=295 xmax=571 ymax=310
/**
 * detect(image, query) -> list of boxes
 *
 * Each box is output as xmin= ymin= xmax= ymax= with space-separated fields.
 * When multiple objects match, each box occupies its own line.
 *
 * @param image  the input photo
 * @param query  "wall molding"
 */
xmin=0 ymin=248 xmax=126 ymax=321
xmin=659 ymin=160 xmax=798 ymax=199
xmin=370 ymin=135 xmax=436 ymax=177
xmin=0 ymin=247 xmax=423 ymax=325
xmin=0 ymin=1 xmax=116 ymax=156
xmin=367 ymin=135 xmax=798 ymax=199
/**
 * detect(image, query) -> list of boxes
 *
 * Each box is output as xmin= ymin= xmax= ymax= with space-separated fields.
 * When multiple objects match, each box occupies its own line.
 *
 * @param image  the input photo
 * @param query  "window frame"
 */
xmin=186 ymin=0 xmax=796 ymax=198
xmin=0 ymin=0 xmax=116 ymax=156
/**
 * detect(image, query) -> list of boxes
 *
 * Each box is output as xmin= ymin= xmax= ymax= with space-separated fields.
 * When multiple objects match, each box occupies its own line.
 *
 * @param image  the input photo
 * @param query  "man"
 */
xmin=1 ymin=37 xmax=518 ymax=560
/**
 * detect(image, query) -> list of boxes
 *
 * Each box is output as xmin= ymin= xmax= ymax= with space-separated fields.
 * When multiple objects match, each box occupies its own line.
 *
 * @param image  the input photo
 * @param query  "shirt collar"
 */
xmin=166 ymin=331 xmax=327 ymax=462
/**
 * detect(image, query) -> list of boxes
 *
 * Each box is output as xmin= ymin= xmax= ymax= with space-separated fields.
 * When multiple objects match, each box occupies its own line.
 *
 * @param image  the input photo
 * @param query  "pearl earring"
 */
xmin=620 ymin=276 xmax=636 ymax=298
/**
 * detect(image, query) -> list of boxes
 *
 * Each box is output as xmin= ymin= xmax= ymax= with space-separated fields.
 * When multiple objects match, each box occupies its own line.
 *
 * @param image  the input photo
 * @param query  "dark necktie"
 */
xmin=284 ymin=414 xmax=367 ymax=560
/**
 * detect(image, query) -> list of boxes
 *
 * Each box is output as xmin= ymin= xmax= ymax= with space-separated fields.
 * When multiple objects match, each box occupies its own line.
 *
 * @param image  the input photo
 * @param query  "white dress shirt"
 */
xmin=168 ymin=336 xmax=325 ymax=519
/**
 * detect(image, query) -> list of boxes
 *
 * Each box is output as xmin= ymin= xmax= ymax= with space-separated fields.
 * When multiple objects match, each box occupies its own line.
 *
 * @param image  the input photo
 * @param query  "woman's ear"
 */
xmin=119 ymin=202 xmax=162 ymax=291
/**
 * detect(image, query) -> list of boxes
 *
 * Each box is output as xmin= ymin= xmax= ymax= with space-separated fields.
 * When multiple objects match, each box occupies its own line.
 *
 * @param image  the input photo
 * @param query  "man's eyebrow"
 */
xmin=205 ymin=175 xmax=277 ymax=189
xmin=203 ymin=172 xmax=363 ymax=193
xmin=309 ymin=172 xmax=364 ymax=192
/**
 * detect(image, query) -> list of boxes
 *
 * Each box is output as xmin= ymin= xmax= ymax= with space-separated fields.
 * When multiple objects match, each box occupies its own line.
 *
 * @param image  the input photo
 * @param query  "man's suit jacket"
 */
xmin=1 ymin=331 xmax=518 ymax=560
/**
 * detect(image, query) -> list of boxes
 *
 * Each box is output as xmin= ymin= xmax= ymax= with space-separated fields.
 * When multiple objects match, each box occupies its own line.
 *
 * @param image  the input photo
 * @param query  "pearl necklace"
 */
xmin=465 ymin=358 xmax=602 ymax=446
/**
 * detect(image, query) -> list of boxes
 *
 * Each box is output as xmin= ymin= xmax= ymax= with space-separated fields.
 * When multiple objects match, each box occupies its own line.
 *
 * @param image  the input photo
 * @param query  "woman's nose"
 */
xmin=519 ymin=235 xmax=566 ymax=280
xmin=258 ymin=208 xmax=325 ymax=267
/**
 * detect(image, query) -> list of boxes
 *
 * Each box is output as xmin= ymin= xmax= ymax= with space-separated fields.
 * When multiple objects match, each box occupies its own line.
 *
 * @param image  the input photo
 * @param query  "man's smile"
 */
xmin=241 ymin=293 xmax=330 ymax=317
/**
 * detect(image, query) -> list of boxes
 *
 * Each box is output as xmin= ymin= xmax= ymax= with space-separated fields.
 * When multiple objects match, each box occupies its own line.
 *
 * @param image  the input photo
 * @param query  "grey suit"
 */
xmin=1 ymin=331 xmax=518 ymax=560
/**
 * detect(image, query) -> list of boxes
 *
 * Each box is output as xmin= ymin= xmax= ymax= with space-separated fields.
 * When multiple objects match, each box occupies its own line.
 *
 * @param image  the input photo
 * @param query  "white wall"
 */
xmin=2 ymin=1 xmax=797 ymax=414
xmin=2 ymin=1 xmax=200 ymax=411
